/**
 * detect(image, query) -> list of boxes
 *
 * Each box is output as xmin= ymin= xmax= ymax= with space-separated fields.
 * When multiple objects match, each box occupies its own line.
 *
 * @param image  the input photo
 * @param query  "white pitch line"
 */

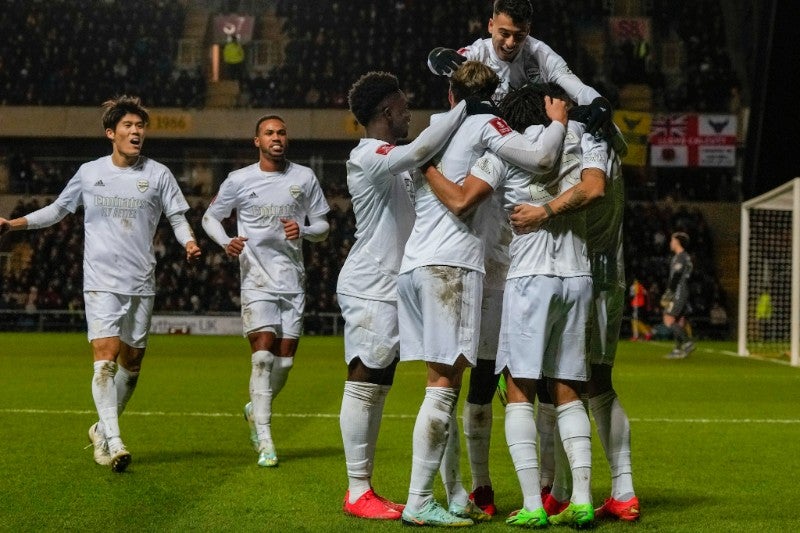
xmin=1 ymin=408 xmax=799 ymax=424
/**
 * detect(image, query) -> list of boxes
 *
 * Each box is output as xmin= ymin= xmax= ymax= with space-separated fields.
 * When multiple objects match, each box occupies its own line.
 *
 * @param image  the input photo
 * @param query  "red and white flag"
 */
xmin=649 ymin=113 xmax=737 ymax=167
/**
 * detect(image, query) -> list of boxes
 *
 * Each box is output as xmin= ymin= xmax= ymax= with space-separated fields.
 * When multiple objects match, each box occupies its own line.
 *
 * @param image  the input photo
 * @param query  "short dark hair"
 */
xmin=348 ymin=71 xmax=401 ymax=127
xmin=449 ymin=61 xmax=500 ymax=103
xmin=493 ymin=0 xmax=533 ymax=24
xmin=672 ymin=231 xmax=690 ymax=249
xmin=101 ymin=95 xmax=149 ymax=130
xmin=255 ymin=114 xmax=286 ymax=136
xmin=499 ymin=82 xmax=567 ymax=132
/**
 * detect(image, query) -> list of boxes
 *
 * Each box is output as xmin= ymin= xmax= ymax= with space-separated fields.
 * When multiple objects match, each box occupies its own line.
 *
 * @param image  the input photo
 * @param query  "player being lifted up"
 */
xmin=0 ymin=95 xmax=201 ymax=473
xmin=427 ymin=0 xmax=625 ymax=154
xmin=202 ymin=115 xmax=330 ymax=468
xmin=427 ymin=0 xmax=624 ymax=507
xmin=336 ymin=71 xmax=470 ymax=521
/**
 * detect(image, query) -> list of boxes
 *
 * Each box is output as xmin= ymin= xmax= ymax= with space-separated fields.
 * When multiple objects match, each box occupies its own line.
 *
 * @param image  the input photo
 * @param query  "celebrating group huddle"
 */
xmin=337 ymin=0 xmax=638 ymax=528
xmin=0 ymin=0 xmax=639 ymax=529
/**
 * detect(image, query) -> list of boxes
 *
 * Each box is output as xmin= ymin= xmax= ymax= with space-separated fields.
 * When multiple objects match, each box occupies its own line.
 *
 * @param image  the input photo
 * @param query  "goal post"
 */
xmin=738 ymin=177 xmax=800 ymax=366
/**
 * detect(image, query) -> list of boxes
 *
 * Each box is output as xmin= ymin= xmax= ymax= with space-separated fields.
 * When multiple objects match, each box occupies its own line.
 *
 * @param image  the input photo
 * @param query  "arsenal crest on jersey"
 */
xmin=137 ymin=179 xmax=149 ymax=193
xmin=289 ymin=185 xmax=302 ymax=199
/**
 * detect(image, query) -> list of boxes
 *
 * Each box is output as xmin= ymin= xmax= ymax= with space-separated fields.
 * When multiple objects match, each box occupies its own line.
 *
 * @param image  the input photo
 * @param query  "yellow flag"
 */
xmin=614 ymin=110 xmax=651 ymax=166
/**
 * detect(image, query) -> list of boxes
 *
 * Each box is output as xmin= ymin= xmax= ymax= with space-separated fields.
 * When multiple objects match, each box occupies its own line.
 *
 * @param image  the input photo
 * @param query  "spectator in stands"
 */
xmin=629 ymin=279 xmax=653 ymax=341
xmin=223 ymin=34 xmax=246 ymax=83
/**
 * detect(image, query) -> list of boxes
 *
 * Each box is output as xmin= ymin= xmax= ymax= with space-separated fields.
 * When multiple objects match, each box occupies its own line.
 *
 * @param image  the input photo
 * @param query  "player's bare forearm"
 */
xmin=536 ymin=168 xmax=605 ymax=222
xmin=423 ymin=165 xmax=467 ymax=214
xmin=0 ymin=216 xmax=28 ymax=236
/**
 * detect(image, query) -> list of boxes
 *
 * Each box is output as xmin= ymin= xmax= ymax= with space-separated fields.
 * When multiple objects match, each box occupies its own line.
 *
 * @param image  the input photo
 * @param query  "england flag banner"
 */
xmin=649 ymin=113 xmax=737 ymax=167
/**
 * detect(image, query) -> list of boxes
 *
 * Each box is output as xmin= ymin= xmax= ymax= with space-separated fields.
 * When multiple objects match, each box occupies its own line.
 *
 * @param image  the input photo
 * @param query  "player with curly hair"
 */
xmin=336 ymin=71 xmax=470 ymax=520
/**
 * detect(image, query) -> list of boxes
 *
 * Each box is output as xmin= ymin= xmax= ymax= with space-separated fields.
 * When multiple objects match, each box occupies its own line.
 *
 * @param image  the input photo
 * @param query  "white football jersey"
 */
xmin=472 ymin=121 xmax=607 ymax=279
xmin=468 ymin=156 xmax=511 ymax=291
xmin=337 ymin=138 xmax=417 ymax=301
xmin=400 ymin=114 xmax=518 ymax=274
xmin=458 ymin=36 xmax=601 ymax=104
xmin=53 ymin=155 xmax=189 ymax=295
xmin=205 ymin=161 xmax=329 ymax=295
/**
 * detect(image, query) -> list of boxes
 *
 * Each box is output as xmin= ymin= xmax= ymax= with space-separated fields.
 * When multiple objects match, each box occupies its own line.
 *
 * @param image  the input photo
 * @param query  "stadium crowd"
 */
xmin=1 ymin=0 xmax=740 ymax=336
xmin=1 ymin=189 xmax=727 ymax=338
xmin=0 ymin=0 xmax=740 ymax=114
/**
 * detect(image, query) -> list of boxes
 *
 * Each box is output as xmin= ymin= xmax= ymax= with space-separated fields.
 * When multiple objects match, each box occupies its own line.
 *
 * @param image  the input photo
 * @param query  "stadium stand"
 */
xmin=0 ymin=0 xmax=746 ymax=337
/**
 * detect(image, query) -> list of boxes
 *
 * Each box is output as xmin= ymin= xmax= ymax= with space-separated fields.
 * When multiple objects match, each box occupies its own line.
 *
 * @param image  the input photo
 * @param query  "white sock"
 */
xmin=556 ymin=400 xmax=593 ymax=506
xmin=463 ymin=401 xmax=493 ymax=489
xmin=270 ymin=355 xmax=294 ymax=399
xmin=505 ymin=402 xmax=542 ymax=512
xmin=536 ymin=402 xmax=556 ymax=489
xmin=341 ymin=381 xmax=381 ymax=502
xmin=367 ymin=385 xmax=391 ymax=477
xmin=550 ymin=423 xmax=571 ymax=503
xmin=249 ymin=350 xmax=274 ymax=445
xmin=92 ymin=360 xmax=121 ymax=448
xmin=114 ymin=365 xmax=139 ymax=416
xmin=590 ymin=390 xmax=635 ymax=501
xmin=407 ymin=387 xmax=458 ymax=511
xmin=440 ymin=408 xmax=469 ymax=508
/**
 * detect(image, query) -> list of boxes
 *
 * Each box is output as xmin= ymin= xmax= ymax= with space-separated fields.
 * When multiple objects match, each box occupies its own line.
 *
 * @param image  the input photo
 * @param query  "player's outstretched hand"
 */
xmin=0 ymin=218 xmax=10 ymax=237
xmin=465 ymin=96 xmax=498 ymax=116
xmin=428 ymin=47 xmax=466 ymax=76
xmin=585 ymin=96 xmax=612 ymax=136
xmin=185 ymin=241 xmax=202 ymax=263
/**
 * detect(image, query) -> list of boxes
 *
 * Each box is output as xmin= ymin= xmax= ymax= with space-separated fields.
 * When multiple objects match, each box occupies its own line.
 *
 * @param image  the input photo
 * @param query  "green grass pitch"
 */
xmin=1 ymin=333 xmax=799 ymax=532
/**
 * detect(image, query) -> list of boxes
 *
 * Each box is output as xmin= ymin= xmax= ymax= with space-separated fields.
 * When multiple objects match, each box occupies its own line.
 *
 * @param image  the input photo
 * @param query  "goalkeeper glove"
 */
xmin=568 ymin=104 xmax=592 ymax=124
xmin=428 ymin=47 xmax=467 ymax=76
xmin=568 ymin=104 xmax=629 ymax=157
xmin=585 ymin=96 xmax=612 ymax=137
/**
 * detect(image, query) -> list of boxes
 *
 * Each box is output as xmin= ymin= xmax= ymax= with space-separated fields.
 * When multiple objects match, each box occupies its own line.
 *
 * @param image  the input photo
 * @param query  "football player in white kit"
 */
xmin=511 ymin=128 xmax=640 ymax=522
xmin=446 ymin=83 xmax=606 ymax=529
xmin=336 ymin=71 xmax=469 ymax=521
xmin=202 ymin=115 xmax=330 ymax=468
xmin=419 ymin=87 xmax=570 ymax=522
xmin=397 ymin=63 xmax=567 ymax=527
xmin=0 ymin=96 xmax=201 ymax=473
xmin=427 ymin=0 xmax=624 ymax=152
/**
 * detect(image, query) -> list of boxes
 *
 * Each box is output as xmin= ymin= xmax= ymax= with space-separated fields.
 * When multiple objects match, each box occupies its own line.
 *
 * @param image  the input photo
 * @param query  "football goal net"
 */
xmin=738 ymin=177 xmax=800 ymax=366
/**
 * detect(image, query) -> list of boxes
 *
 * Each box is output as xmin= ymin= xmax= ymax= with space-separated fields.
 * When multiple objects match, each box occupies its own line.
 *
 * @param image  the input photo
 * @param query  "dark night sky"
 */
xmin=742 ymin=0 xmax=799 ymax=198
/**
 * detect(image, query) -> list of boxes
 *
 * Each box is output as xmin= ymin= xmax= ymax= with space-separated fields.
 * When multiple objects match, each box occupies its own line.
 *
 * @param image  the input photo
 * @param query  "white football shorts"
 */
xmin=84 ymin=291 xmax=154 ymax=348
xmin=477 ymin=287 xmax=504 ymax=361
xmin=241 ymin=290 xmax=304 ymax=339
xmin=588 ymin=284 xmax=625 ymax=366
xmin=397 ymin=265 xmax=482 ymax=366
xmin=338 ymin=293 xmax=399 ymax=369
xmin=497 ymin=275 xmax=592 ymax=381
